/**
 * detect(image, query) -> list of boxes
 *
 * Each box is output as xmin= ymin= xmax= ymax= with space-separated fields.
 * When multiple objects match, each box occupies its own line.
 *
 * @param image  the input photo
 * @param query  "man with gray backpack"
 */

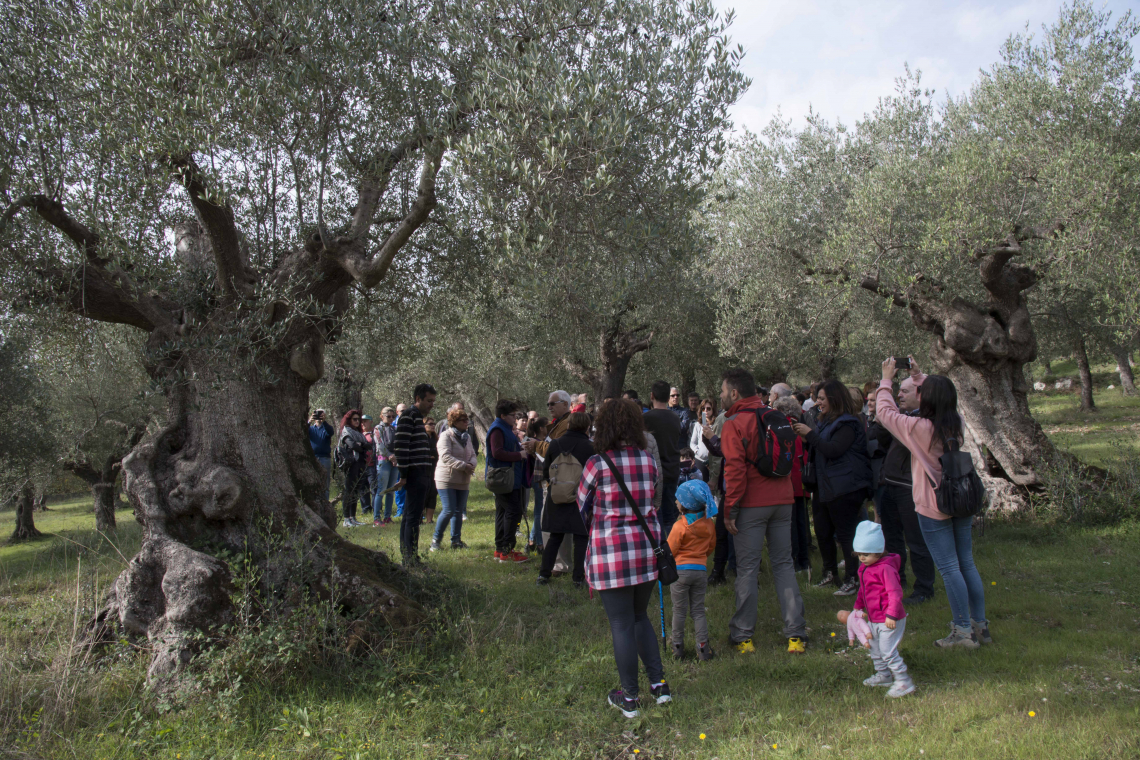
xmin=535 ymin=411 xmax=595 ymax=587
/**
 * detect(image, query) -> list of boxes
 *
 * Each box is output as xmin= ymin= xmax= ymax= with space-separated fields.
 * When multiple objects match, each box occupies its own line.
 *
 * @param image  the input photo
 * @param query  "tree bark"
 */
xmin=562 ymin=321 xmax=654 ymax=405
xmin=1073 ymin=333 xmax=1096 ymax=412
xmin=93 ymin=483 xmax=116 ymax=532
xmin=1111 ymin=345 xmax=1137 ymax=396
xmin=862 ymin=230 xmax=1062 ymax=495
xmin=817 ymin=317 xmax=844 ymax=381
xmin=9 ymin=482 xmax=43 ymax=543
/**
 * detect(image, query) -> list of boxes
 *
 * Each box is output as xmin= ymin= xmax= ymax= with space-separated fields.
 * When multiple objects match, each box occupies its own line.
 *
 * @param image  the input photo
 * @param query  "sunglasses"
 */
xmin=546 ymin=401 xmax=560 ymax=407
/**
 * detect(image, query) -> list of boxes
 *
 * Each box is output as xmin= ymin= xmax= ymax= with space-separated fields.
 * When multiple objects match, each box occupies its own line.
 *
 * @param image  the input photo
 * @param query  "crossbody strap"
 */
xmin=598 ymin=451 xmax=662 ymax=553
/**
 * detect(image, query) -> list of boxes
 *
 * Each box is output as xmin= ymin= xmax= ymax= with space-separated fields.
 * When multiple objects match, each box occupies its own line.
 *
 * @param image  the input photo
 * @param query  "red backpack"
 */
xmin=742 ymin=407 xmax=796 ymax=478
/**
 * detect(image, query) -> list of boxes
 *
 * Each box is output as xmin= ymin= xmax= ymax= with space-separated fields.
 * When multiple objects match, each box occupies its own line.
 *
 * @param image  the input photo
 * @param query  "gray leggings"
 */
xmin=598 ymin=581 xmax=665 ymax=698
xmin=670 ymin=569 xmax=709 ymax=645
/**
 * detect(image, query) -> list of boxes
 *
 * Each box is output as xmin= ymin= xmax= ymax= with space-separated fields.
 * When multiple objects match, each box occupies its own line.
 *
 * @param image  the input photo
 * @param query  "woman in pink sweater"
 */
xmin=874 ymin=357 xmax=988 ymax=650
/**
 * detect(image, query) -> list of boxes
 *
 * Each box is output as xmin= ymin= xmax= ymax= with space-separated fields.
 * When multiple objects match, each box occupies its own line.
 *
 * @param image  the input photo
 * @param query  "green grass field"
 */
xmin=2 ymin=390 xmax=1139 ymax=759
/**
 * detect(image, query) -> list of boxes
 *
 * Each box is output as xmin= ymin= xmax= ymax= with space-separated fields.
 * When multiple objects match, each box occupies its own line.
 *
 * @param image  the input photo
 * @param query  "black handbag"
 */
xmin=801 ymin=452 xmax=817 ymax=488
xmin=599 ymin=452 xmax=679 ymax=586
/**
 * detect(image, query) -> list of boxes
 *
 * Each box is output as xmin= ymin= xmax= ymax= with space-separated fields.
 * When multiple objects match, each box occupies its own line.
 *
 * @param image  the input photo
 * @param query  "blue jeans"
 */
xmin=395 ymin=482 xmax=406 ymax=517
xmin=918 ymin=513 xmax=986 ymax=628
xmin=373 ymin=460 xmax=400 ymax=520
xmin=433 ymin=488 xmax=468 ymax=544
xmin=530 ymin=483 xmax=544 ymax=545
xmin=316 ymin=456 xmax=332 ymax=502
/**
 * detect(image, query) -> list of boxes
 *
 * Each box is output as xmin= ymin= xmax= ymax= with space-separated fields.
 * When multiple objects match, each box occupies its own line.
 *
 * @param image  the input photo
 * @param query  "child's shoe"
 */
xmin=971 ymin=619 xmax=992 ymax=644
xmin=429 ymin=540 xmax=441 ymax=552
xmin=734 ymin=638 xmax=756 ymax=654
xmin=787 ymin=637 xmax=806 ymax=654
xmin=650 ymin=681 xmax=672 ymax=704
xmin=671 ymin=641 xmax=685 ymax=660
xmin=935 ymin=623 xmax=980 ymax=649
xmin=887 ymin=680 xmax=916 ymax=698
xmin=607 ymin=689 xmax=640 ymax=718
xmin=863 ymin=672 xmax=894 ymax=687
xmin=697 ymin=641 xmax=715 ymax=661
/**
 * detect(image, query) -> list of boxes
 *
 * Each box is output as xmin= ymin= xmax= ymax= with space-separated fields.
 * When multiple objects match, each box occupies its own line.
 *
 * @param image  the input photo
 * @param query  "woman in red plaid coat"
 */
xmin=578 ymin=399 xmax=671 ymax=718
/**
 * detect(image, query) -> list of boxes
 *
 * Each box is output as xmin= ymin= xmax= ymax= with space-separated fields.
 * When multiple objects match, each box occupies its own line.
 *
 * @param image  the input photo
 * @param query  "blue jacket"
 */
xmin=813 ymin=414 xmax=872 ymax=503
xmin=485 ymin=417 xmax=525 ymax=488
xmin=308 ymin=421 xmax=334 ymax=457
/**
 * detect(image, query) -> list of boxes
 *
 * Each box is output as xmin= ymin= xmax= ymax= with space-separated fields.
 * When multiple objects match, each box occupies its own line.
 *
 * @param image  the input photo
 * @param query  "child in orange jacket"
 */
xmin=668 ymin=480 xmax=719 ymax=661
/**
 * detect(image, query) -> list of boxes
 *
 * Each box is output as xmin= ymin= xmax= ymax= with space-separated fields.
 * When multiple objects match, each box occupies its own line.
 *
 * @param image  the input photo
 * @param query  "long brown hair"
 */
xmin=817 ymin=379 xmax=861 ymax=424
xmin=593 ymin=399 xmax=647 ymax=453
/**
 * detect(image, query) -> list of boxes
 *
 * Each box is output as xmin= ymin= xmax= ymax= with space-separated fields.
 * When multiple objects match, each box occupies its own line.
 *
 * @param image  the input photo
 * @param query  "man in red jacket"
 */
xmin=720 ymin=368 xmax=808 ymax=655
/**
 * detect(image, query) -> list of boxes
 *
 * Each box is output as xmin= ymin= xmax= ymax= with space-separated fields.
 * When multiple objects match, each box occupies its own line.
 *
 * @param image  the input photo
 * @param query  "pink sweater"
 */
xmin=875 ymin=377 xmax=947 ymax=521
xmin=854 ymin=553 xmax=907 ymax=623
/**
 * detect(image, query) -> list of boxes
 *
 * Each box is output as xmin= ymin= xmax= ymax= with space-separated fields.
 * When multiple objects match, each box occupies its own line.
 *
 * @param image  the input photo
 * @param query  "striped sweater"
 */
xmin=393 ymin=406 xmax=434 ymax=472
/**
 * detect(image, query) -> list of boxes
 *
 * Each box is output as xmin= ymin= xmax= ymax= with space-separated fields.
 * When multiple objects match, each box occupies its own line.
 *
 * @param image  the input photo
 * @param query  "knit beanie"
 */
xmin=852 ymin=520 xmax=885 ymax=554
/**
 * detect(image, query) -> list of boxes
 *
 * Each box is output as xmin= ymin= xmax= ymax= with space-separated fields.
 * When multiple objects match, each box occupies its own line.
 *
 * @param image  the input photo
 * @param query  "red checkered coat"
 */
xmin=578 ymin=447 xmax=661 ymax=590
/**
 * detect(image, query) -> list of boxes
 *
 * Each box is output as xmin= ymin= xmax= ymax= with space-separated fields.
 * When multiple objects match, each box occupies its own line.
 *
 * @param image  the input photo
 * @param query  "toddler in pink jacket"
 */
xmin=851 ymin=521 xmax=915 ymax=698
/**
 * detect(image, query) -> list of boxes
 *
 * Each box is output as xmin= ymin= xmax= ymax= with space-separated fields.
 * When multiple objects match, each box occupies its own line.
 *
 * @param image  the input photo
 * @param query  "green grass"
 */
xmin=1029 ymin=390 xmax=1140 ymax=468
xmin=2 ymin=401 xmax=1140 ymax=760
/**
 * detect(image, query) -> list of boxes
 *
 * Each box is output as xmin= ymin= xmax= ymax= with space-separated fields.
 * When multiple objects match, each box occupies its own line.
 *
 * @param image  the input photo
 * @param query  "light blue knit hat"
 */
xmin=852 ymin=520 xmax=885 ymax=554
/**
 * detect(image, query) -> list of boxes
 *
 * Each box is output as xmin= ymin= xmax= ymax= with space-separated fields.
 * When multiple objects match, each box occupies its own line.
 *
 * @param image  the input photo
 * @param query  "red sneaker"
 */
xmin=507 ymin=551 xmax=532 ymax=563
xmin=495 ymin=551 xmax=507 ymax=562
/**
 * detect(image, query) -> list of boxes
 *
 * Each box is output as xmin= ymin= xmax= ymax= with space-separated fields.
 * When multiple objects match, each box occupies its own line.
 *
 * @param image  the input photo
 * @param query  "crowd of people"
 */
xmin=307 ymin=358 xmax=991 ymax=716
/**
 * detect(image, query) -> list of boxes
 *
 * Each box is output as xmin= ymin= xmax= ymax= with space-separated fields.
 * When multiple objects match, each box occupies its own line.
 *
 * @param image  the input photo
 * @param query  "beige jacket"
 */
xmin=435 ymin=427 xmax=477 ymax=490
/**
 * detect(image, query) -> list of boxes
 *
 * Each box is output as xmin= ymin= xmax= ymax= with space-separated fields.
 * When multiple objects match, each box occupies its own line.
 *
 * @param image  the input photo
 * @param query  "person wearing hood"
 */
xmin=850 ymin=521 xmax=915 ymax=698
xmin=337 ymin=409 xmax=371 ymax=527
xmin=667 ymin=479 xmax=718 ymax=662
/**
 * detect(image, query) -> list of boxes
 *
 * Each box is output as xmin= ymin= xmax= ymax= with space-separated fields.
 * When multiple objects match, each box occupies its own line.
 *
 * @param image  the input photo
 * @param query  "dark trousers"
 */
xmin=658 ymin=479 xmax=679 ymax=538
xmin=712 ymin=499 xmax=736 ymax=575
xmin=364 ymin=465 xmax=378 ymax=513
xmin=539 ymin=533 xmax=587 ymax=582
xmin=494 ymin=488 xmax=524 ymax=552
xmin=880 ymin=484 xmax=936 ymax=598
xmin=812 ymin=490 xmax=865 ymax=583
xmin=791 ymin=496 xmax=811 ymax=571
xmin=399 ymin=468 xmax=431 ymax=562
xmin=598 ymin=581 xmax=665 ymax=699
xmin=344 ymin=462 xmax=370 ymax=520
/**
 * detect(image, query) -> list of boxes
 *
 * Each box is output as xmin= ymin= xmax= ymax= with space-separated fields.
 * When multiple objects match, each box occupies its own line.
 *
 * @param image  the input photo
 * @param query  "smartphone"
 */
xmin=702 ymin=411 xmax=708 ymax=425
xmin=893 ymin=356 xmax=911 ymax=370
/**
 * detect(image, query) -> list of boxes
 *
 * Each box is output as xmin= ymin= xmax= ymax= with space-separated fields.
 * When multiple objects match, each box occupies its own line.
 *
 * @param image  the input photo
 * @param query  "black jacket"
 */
xmin=876 ymin=410 xmax=919 ymax=487
xmin=541 ymin=430 xmax=593 ymax=534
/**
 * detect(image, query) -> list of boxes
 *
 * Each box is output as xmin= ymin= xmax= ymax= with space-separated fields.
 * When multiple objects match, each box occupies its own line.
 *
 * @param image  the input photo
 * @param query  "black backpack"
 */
xmin=929 ymin=438 xmax=986 ymax=518
xmin=742 ymin=407 xmax=797 ymax=479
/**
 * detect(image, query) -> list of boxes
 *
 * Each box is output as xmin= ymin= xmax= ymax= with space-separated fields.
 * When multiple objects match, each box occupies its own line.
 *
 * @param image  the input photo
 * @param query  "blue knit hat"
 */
xmin=853 ymin=520 xmax=885 ymax=553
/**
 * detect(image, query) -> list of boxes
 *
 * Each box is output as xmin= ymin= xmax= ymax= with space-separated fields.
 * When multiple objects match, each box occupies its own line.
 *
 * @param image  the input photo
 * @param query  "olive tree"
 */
xmin=0 ymin=0 xmax=740 ymax=682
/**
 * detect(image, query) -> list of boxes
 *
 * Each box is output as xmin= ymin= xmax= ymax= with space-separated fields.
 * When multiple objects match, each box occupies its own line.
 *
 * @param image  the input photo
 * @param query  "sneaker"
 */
xmin=708 ymin=570 xmax=728 ymax=587
xmin=507 ymin=551 xmax=531 ymax=563
xmin=429 ymin=540 xmax=441 ymax=552
xmin=462 ymin=514 xmax=468 ymax=521
xmin=352 ymin=518 xmax=366 ymax=526
xmin=903 ymin=593 xmax=932 ymax=606
xmin=536 ymin=576 xmax=549 ymax=586
xmin=935 ymin=623 xmax=980 ymax=649
xmin=863 ymin=672 xmax=894 ymax=687
xmin=697 ymin=642 xmax=715 ymax=661
xmin=833 ymin=578 xmax=858 ymax=596
xmin=734 ymin=639 xmax=756 ymax=654
xmin=814 ymin=571 xmax=837 ymax=588
xmin=887 ymin=680 xmax=917 ymax=698
xmin=671 ymin=641 xmax=684 ymax=660
xmin=494 ymin=551 xmax=507 ymax=563
xmin=607 ymin=689 xmax=640 ymax=718
xmin=650 ymin=681 xmax=672 ymax=705
xmin=971 ymin=620 xmax=993 ymax=645
xmin=787 ymin=637 xmax=806 ymax=654
xmin=572 ymin=580 xmax=585 ymax=590
xmin=451 ymin=541 xmax=468 ymax=550
xmin=838 ymin=560 xmax=846 ymax=570
xmin=383 ymin=517 xmax=393 ymax=525
xmin=373 ymin=520 xmax=382 ymax=527
xmin=342 ymin=519 xmax=355 ymax=528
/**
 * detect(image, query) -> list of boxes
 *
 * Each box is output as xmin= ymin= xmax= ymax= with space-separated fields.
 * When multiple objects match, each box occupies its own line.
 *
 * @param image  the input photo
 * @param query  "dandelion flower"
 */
xmin=1029 ymin=711 xmax=1036 ymax=717
xmin=700 ymin=733 xmax=707 ymax=740
xmin=991 ymin=581 xmax=996 ymax=586
xmin=830 ymin=632 xmax=836 ymax=637
xmin=772 ymin=743 xmax=778 ymax=749
xmin=634 ymin=751 xmax=640 ymax=755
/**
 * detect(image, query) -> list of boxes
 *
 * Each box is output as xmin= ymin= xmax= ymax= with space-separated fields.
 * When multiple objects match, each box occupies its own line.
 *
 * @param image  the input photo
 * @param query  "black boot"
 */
xmin=708 ymin=568 xmax=728 ymax=587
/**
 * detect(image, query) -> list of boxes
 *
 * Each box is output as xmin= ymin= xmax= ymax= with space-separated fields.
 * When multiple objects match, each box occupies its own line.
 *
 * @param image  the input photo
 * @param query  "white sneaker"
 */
xmin=342 ymin=519 xmax=355 ymax=528
xmin=429 ymin=540 xmax=441 ymax=552
xmin=887 ymin=680 xmax=916 ymax=698
xmin=863 ymin=672 xmax=894 ymax=687
xmin=462 ymin=514 xmax=469 ymax=521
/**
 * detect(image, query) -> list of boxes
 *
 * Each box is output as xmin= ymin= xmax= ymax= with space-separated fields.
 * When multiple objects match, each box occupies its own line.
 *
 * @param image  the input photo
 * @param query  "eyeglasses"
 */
xmin=669 ymin=393 xmax=680 ymax=398
xmin=546 ymin=401 xmax=559 ymax=407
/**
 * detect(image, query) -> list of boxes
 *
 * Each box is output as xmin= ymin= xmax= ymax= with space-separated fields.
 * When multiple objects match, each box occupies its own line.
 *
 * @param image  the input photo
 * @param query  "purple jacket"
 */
xmin=854 ymin=553 xmax=907 ymax=623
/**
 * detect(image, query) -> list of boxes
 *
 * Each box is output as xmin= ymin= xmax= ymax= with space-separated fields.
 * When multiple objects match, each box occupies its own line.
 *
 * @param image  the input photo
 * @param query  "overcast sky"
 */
xmin=712 ymin=0 xmax=1137 ymax=135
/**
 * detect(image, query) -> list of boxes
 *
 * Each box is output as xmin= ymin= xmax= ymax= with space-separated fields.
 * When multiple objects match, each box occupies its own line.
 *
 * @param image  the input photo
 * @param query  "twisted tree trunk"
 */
xmin=563 ymin=320 xmax=654 ymax=404
xmin=1111 ymin=345 xmax=1137 ymax=396
xmin=9 ymin=482 xmax=42 ymax=543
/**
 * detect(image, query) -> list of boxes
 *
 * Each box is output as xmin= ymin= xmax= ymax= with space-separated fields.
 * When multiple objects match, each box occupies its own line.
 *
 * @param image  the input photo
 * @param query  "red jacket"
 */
xmin=722 ymin=395 xmax=795 ymax=513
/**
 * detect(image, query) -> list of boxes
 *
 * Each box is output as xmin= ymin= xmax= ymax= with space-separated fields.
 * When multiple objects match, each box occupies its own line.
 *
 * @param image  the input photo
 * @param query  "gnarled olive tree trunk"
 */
xmin=9 ymin=481 xmax=42 ymax=543
xmin=563 ymin=317 xmax=653 ymax=403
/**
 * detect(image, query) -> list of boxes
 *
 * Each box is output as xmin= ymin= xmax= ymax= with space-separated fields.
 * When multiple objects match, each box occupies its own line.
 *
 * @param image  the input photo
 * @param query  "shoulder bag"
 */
xmin=599 ymin=452 xmax=679 ymax=585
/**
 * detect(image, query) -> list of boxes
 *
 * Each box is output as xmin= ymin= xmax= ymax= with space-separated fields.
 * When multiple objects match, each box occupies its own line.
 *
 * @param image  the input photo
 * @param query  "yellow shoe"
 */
xmin=787 ymin=637 xmax=806 ymax=654
xmin=734 ymin=639 xmax=756 ymax=654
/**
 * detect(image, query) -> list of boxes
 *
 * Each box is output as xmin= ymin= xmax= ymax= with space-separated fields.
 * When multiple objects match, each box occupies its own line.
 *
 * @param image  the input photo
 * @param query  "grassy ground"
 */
xmin=2 ymin=391 xmax=1139 ymax=759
